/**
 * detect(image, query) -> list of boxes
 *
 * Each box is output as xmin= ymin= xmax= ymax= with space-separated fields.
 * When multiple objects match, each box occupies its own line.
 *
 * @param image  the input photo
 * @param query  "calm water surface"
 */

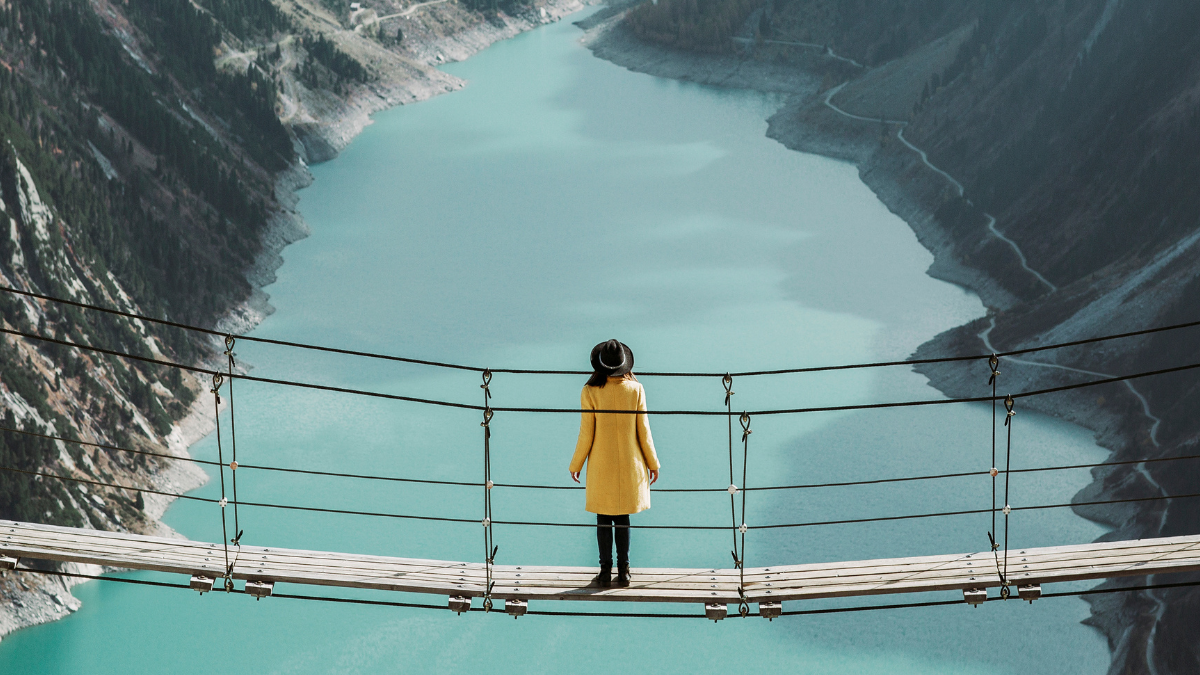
xmin=1 ymin=12 xmax=1109 ymax=674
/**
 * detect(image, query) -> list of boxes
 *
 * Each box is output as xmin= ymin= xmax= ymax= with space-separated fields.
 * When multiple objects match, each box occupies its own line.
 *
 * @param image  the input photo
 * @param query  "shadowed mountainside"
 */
xmin=601 ymin=0 xmax=1200 ymax=672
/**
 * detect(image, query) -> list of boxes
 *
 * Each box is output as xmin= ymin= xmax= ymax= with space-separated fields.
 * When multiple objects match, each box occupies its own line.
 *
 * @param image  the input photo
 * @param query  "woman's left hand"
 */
xmin=649 ymin=469 xmax=659 ymax=485
xmin=570 ymin=471 xmax=581 ymax=483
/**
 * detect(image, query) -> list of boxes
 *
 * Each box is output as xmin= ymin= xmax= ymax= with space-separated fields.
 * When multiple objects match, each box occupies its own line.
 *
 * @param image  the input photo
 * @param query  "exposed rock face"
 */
xmin=0 ymin=0 xmax=584 ymax=639
xmin=585 ymin=0 xmax=1200 ymax=672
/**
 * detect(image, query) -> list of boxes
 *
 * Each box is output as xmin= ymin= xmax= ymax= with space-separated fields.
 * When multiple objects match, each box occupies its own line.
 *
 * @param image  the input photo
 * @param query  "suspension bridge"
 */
xmin=3 ymin=285 xmax=1200 ymax=620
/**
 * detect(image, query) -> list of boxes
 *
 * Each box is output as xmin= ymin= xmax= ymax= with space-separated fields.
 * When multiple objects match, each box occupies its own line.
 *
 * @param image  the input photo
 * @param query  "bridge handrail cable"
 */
xmin=3 ymin=324 xmax=1200 ymax=416
xmin=4 ymin=460 xmax=1199 ymax=532
xmin=6 ymin=423 xmax=1200 ymax=494
xmin=4 ymin=285 xmax=1199 ymax=377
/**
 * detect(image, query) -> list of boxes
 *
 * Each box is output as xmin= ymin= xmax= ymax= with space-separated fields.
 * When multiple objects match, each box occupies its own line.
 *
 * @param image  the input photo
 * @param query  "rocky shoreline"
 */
xmin=581 ymin=8 xmax=1147 ymax=512
xmin=0 ymin=0 xmax=587 ymax=641
xmin=581 ymin=8 xmax=1163 ymax=667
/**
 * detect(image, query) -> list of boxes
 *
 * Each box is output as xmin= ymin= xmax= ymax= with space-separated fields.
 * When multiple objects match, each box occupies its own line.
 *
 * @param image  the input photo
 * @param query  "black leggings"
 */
xmin=596 ymin=514 xmax=630 ymax=567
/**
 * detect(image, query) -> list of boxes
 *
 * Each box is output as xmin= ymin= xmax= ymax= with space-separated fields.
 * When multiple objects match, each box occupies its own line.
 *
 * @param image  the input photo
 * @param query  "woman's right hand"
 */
xmin=570 ymin=471 xmax=581 ymax=483
xmin=649 ymin=469 xmax=659 ymax=485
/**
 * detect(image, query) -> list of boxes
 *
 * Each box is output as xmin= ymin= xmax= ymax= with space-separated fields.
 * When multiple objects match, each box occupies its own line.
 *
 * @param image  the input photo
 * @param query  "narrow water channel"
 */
xmin=0 ymin=11 xmax=1109 ymax=674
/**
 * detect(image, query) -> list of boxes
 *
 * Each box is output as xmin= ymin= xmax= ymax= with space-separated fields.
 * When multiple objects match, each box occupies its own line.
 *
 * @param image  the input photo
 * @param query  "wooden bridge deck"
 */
xmin=4 ymin=520 xmax=1200 ymax=611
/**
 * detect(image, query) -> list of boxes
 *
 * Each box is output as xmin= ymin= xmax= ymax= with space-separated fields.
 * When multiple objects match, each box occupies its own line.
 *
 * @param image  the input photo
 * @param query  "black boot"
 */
xmin=616 ymin=563 xmax=630 ymax=588
xmin=592 ymin=564 xmax=612 ymax=588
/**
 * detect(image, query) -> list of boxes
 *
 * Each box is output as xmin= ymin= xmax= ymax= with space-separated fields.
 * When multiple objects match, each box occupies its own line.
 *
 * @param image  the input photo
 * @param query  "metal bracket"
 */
xmin=245 ymin=580 xmax=275 ymax=600
xmin=759 ymin=601 xmax=781 ymax=620
xmin=0 ymin=555 xmax=17 ymax=571
xmin=1018 ymin=584 xmax=1042 ymax=603
xmin=448 ymin=596 xmax=470 ymax=614
xmin=705 ymin=603 xmax=727 ymax=622
xmin=189 ymin=575 xmax=214 ymax=594
xmin=504 ymin=598 xmax=527 ymax=618
xmin=963 ymin=588 xmax=987 ymax=606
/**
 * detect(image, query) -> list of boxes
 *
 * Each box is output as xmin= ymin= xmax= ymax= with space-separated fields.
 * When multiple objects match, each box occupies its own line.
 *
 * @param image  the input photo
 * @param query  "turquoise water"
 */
xmin=1 ymin=13 xmax=1109 ymax=674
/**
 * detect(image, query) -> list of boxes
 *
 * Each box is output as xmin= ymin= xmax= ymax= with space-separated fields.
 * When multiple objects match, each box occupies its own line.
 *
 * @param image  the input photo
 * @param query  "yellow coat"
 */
xmin=568 ymin=378 xmax=661 ymax=515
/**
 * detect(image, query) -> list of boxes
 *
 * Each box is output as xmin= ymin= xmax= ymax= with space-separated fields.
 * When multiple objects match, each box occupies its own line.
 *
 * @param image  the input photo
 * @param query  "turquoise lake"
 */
xmin=1 ymin=11 xmax=1110 ymax=674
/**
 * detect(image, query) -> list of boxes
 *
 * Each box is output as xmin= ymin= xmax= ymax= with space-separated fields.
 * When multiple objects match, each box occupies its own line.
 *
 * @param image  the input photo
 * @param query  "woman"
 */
xmin=568 ymin=339 xmax=661 ymax=588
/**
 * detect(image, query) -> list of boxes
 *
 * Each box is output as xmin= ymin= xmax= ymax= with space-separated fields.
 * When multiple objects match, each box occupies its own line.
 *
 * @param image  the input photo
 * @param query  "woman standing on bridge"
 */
xmin=569 ymin=339 xmax=661 ymax=588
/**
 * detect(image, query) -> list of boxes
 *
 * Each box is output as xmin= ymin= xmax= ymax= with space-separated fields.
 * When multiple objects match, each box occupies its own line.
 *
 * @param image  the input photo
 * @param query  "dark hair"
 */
xmin=586 ymin=370 xmax=637 ymax=388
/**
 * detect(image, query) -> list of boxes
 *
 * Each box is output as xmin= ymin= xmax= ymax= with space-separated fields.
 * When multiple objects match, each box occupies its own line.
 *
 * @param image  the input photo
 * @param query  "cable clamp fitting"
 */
xmin=481 ymin=369 xmax=492 ymax=399
xmin=219 ymin=497 xmax=228 ymax=508
xmin=1004 ymin=395 xmax=1015 ymax=425
xmin=988 ymin=354 xmax=1000 ymax=384
xmin=482 ymin=517 xmax=491 ymax=528
xmin=740 ymin=413 xmax=752 ymax=442
xmin=481 ymin=408 xmax=493 ymax=428
xmin=210 ymin=373 xmax=223 ymax=403
xmin=1002 ymin=504 xmax=1011 ymax=516
xmin=722 ymin=374 xmax=734 ymax=406
xmin=727 ymin=484 xmax=739 ymax=495
xmin=229 ymin=461 xmax=238 ymax=471
xmin=485 ymin=480 xmax=494 ymax=490
xmin=989 ymin=467 xmax=998 ymax=477
xmin=223 ymin=335 xmax=236 ymax=360
xmin=739 ymin=523 xmax=748 ymax=534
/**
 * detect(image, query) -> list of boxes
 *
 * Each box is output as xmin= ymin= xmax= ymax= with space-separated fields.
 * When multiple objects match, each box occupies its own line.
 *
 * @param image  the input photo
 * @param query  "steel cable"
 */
xmin=8 ymin=461 xmax=1200 ymax=531
xmin=4 ymin=324 xmax=1200 ymax=416
xmin=13 ymin=566 xmax=1200 ymax=620
xmin=5 ymin=284 xmax=1200 ymax=377
xmin=5 ymin=423 xmax=1200 ymax=496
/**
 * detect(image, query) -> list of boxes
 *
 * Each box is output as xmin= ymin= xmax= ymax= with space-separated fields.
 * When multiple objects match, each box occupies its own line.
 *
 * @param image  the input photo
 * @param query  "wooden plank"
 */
xmin=734 ymin=540 xmax=1200 ymax=593
xmin=5 ymin=520 xmax=1200 ymax=606
xmin=750 ymin=541 xmax=1200 ymax=592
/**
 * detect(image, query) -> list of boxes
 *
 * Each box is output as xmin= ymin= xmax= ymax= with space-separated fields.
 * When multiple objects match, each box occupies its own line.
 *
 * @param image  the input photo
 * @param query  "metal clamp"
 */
xmin=210 ymin=373 xmax=223 ymax=404
xmin=245 ymin=580 xmax=275 ymax=600
xmin=759 ymin=601 xmax=782 ymax=620
xmin=963 ymin=588 xmax=987 ymax=606
xmin=1018 ymin=584 xmax=1042 ymax=603
xmin=448 ymin=596 xmax=470 ymax=614
xmin=0 ymin=554 xmax=18 ymax=571
xmin=705 ymin=603 xmax=727 ymax=622
xmin=504 ymin=598 xmax=527 ymax=618
xmin=189 ymin=575 xmax=214 ymax=594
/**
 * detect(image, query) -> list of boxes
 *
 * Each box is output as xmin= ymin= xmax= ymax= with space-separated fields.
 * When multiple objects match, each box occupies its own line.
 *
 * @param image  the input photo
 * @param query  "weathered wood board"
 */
xmin=4 ymin=521 xmax=1198 ymax=607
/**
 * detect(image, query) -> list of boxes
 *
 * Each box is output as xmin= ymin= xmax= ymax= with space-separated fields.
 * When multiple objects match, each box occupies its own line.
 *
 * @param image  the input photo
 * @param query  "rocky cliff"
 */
xmin=0 ymin=0 xmax=579 ymax=638
xmin=587 ymin=0 xmax=1200 ymax=672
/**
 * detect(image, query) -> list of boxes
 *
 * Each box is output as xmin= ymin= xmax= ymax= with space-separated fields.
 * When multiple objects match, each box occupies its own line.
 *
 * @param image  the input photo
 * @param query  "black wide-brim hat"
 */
xmin=590 ymin=339 xmax=634 ymax=377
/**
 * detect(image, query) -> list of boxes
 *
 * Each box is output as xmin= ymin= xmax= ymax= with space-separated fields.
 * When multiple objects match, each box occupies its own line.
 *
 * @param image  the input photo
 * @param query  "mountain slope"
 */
xmin=598 ymin=0 xmax=1200 ymax=672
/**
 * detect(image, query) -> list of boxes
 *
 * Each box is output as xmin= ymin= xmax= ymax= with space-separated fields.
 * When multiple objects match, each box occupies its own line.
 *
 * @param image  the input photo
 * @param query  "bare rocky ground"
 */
xmin=581 ymin=8 xmax=1194 ymax=671
xmin=0 ymin=0 xmax=585 ymax=640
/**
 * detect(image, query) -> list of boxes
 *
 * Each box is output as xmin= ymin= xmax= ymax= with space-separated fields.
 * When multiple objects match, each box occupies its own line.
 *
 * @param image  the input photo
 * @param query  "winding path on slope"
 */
xmin=376 ymin=0 xmax=451 ymax=21
xmin=821 ymin=72 xmax=1171 ymax=666
xmin=731 ymin=37 xmax=865 ymax=68
xmin=821 ymin=83 xmax=1057 ymax=294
